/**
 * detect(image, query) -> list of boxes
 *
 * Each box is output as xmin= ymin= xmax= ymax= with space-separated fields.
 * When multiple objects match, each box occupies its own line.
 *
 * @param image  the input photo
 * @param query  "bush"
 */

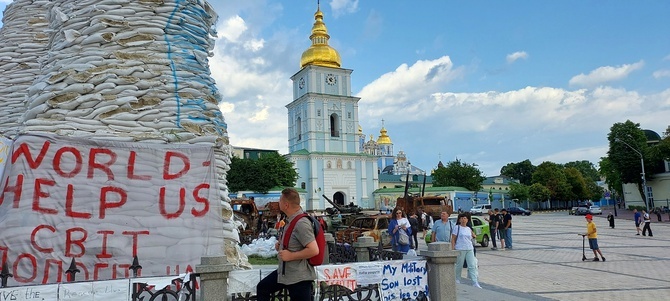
xmin=627 ymin=205 xmax=646 ymax=211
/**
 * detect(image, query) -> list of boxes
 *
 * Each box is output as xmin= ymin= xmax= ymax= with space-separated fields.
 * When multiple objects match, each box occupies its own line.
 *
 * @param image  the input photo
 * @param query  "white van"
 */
xmin=469 ymin=204 xmax=492 ymax=215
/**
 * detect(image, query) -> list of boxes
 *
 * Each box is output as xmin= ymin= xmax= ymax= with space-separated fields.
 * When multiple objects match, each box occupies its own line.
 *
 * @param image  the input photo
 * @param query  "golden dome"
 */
xmin=377 ymin=127 xmax=392 ymax=144
xmin=358 ymin=124 xmax=363 ymax=134
xmin=300 ymin=7 xmax=341 ymax=68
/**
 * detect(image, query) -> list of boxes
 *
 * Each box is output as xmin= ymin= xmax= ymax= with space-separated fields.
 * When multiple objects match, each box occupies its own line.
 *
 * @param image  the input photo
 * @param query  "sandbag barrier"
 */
xmin=0 ymin=0 xmax=246 ymax=266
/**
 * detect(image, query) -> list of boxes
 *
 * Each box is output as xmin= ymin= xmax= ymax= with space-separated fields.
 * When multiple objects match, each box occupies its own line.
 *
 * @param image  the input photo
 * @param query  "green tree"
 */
xmin=431 ymin=159 xmax=485 ymax=191
xmin=564 ymin=167 xmax=589 ymax=201
xmin=564 ymin=160 xmax=600 ymax=182
xmin=528 ymin=183 xmax=551 ymax=203
xmin=532 ymin=161 xmax=571 ymax=206
xmin=606 ymin=120 xmax=649 ymax=206
xmin=585 ymin=180 xmax=604 ymax=203
xmin=508 ymin=182 xmax=530 ymax=203
xmin=500 ymin=159 xmax=536 ymax=185
xmin=599 ymin=156 xmax=623 ymax=197
xmin=227 ymin=153 xmax=297 ymax=193
xmin=649 ymin=125 xmax=670 ymax=172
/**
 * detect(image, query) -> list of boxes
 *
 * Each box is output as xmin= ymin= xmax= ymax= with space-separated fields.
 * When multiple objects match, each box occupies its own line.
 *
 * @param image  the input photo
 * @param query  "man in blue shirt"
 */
xmin=431 ymin=211 xmax=454 ymax=243
xmin=633 ymin=209 xmax=642 ymax=235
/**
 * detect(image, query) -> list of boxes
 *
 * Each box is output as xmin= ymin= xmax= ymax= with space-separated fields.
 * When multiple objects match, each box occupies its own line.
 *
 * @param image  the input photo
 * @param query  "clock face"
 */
xmin=325 ymin=74 xmax=337 ymax=86
xmin=299 ymin=77 xmax=305 ymax=89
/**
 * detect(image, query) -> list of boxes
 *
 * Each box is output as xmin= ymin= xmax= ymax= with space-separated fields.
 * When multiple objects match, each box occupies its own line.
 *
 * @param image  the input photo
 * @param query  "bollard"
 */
xmin=421 ymin=242 xmax=458 ymax=301
xmin=195 ymin=255 xmax=235 ymax=301
xmin=352 ymin=236 xmax=377 ymax=262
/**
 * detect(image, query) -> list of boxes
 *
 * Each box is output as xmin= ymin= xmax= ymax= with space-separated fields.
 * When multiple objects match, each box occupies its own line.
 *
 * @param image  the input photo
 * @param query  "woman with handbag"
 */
xmin=388 ymin=208 xmax=412 ymax=254
xmin=451 ymin=213 xmax=482 ymax=288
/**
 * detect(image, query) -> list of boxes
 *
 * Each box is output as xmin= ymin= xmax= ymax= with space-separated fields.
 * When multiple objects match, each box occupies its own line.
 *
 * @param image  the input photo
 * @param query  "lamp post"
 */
xmin=615 ymin=138 xmax=649 ymax=211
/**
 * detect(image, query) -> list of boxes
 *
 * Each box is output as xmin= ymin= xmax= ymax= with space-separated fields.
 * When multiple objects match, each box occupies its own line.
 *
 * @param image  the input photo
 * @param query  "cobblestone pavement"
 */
xmin=461 ymin=211 xmax=670 ymax=301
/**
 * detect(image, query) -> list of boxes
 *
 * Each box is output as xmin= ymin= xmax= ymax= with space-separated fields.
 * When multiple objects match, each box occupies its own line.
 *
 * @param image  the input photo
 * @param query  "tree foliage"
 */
xmin=564 ymin=160 xmax=600 ymax=182
xmin=599 ymin=156 xmax=623 ymax=197
xmin=508 ymin=182 xmax=530 ymax=202
xmin=227 ymin=153 xmax=297 ymax=193
xmin=528 ymin=183 xmax=551 ymax=203
xmin=431 ymin=159 xmax=485 ymax=191
xmin=564 ymin=167 xmax=589 ymax=201
xmin=531 ymin=161 xmax=571 ymax=203
xmin=606 ymin=120 xmax=649 ymax=204
xmin=500 ymin=159 xmax=536 ymax=185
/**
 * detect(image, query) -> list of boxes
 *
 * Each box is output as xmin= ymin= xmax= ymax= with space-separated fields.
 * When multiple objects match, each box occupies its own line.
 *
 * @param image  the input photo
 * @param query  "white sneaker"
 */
xmin=473 ymin=282 xmax=482 ymax=288
xmin=455 ymin=279 xmax=461 ymax=284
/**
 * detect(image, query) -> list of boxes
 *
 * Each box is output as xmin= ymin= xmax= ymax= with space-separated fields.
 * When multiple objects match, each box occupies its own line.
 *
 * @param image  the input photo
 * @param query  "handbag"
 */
xmin=398 ymin=228 xmax=410 ymax=246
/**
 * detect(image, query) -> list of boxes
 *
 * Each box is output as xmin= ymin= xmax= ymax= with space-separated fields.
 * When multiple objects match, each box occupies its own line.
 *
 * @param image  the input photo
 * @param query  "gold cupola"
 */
xmin=377 ymin=127 xmax=392 ymax=144
xmin=300 ymin=6 xmax=341 ymax=68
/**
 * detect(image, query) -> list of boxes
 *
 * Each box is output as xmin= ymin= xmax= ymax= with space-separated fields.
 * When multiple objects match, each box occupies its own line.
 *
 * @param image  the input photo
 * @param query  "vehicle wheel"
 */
xmin=480 ymin=235 xmax=489 ymax=247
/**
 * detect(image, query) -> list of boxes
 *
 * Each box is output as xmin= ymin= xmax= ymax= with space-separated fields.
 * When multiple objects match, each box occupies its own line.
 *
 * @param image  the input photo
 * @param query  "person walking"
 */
xmin=633 ymin=209 xmax=642 ymax=235
xmin=495 ymin=208 xmax=506 ymax=250
xmin=642 ymin=210 xmax=653 ymax=237
xmin=582 ymin=214 xmax=605 ymax=262
xmin=501 ymin=208 xmax=513 ymax=249
xmin=431 ymin=211 xmax=454 ymax=243
xmin=408 ymin=212 xmax=420 ymax=250
xmin=607 ymin=212 xmax=615 ymax=229
xmin=256 ymin=188 xmax=318 ymax=300
xmin=485 ymin=209 xmax=498 ymax=250
xmin=451 ymin=213 xmax=481 ymax=288
xmin=388 ymin=208 xmax=412 ymax=253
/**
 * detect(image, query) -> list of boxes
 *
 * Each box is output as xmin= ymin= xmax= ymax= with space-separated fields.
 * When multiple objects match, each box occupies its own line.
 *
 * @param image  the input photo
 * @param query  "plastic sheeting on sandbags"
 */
xmin=0 ymin=0 xmax=241 ymax=267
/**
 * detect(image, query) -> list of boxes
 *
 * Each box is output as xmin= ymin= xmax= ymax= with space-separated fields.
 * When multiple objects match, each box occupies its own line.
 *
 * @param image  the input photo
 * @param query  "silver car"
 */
xmin=588 ymin=205 xmax=602 ymax=215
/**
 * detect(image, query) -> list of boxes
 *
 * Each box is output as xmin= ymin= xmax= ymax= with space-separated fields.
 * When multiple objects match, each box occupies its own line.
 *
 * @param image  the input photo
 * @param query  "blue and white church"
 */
xmin=286 ymin=7 xmax=378 ymax=210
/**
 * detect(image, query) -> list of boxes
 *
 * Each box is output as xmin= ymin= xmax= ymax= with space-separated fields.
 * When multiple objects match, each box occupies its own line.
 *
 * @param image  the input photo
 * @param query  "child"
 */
xmin=583 ymin=214 xmax=605 ymax=262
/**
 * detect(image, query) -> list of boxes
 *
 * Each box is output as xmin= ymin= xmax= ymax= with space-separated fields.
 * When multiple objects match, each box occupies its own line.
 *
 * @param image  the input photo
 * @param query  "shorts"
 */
xmin=588 ymin=238 xmax=599 ymax=250
xmin=635 ymin=222 xmax=640 ymax=227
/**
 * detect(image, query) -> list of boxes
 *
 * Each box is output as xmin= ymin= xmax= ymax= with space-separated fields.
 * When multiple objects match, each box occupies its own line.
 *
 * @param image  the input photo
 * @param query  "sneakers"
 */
xmin=473 ymin=282 xmax=482 ymax=289
xmin=593 ymin=257 xmax=600 ymax=261
xmin=491 ymin=247 xmax=498 ymax=250
xmin=456 ymin=279 xmax=461 ymax=284
xmin=602 ymin=257 xmax=606 ymax=262
xmin=636 ymin=233 xmax=640 ymax=235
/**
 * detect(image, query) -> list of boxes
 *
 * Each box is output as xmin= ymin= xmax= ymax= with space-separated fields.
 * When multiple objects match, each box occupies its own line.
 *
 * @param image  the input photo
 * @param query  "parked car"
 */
xmin=469 ymin=204 xmax=492 ymax=215
xmin=574 ymin=207 xmax=590 ymax=216
xmin=506 ymin=207 xmax=532 ymax=216
xmin=335 ymin=214 xmax=392 ymax=247
xmin=570 ymin=202 xmax=592 ymax=215
xmin=588 ymin=205 xmax=602 ymax=215
xmin=425 ymin=214 xmax=490 ymax=247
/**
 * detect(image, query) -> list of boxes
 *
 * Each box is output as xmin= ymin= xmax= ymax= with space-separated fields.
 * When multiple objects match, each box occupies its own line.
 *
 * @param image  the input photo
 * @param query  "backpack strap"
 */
xmin=282 ymin=213 xmax=309 ymax=249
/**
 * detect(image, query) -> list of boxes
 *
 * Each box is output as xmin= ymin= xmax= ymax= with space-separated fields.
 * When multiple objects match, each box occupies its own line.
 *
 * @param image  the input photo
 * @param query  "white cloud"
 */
xmin=506 ymin=51 xmax=528 ymax=64
xmin=219 ymin=15 xmax=247 ymax=43
xmin=569 ymin=61 xmax=644 ymax=87
xmin=653 ymin=69 xmax=670 ymax=79
xmin=330 ymin=0 xmax=359 ymax=17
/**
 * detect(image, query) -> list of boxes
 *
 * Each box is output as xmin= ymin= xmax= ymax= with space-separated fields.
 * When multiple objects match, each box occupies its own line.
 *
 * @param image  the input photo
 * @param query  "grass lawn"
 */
xmin=248 ymin=255 xmax=278 ymax=265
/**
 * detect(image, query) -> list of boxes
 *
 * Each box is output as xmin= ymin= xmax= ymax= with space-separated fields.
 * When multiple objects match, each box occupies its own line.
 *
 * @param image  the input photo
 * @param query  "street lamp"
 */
xmin=615 ymin=138 xmax=649 ymax=211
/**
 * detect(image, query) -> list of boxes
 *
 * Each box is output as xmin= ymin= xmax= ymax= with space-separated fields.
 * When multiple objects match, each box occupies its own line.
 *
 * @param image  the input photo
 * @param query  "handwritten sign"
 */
xmin=316 ymin=260 xmax=428 ymax=301
xmin=0 ymin=134 xmax=223 ymax=286
xmin=0 ymin=284 xmax=58 ymax=301
xmin=380 ymin=261 xmax=428 ymax=301
xmin=59 ymin=279 xmax=129 ymax=301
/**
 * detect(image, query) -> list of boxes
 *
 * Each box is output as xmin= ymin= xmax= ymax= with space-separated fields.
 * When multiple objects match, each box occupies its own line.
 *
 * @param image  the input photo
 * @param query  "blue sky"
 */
xmin=1 ymin=0 xmax=669 ymax=176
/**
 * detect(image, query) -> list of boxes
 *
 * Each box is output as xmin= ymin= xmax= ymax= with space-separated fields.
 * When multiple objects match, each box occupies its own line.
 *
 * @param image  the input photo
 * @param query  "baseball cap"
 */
xmin=585 ymin=214 xmax=593 ymax=219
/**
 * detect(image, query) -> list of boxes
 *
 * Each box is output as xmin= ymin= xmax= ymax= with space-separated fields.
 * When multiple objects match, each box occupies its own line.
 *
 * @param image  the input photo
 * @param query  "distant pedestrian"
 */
xmin=451 ymin=213 xmax=481 ymax=288
xmin=495 ymin=209 xmax=506 ymax=250
xmin=582 ymin=214 xmax=605 ymax=262
xmin=501 ymin=208 xmax=513 ymax=249
xmin=408 ymin=212 xmax=420 ymax=250
xmin=633 ymin=209 xmax=642 ymax=235
xmin=485 ymin=209 xmax=498 ymax=250
xmin=642 ymin=210 xmax=653 ymax=237
xmin=458 ymin=206 xmax=463 ymax=213
xmin=607 ymin=212 xmax=615 ymax=229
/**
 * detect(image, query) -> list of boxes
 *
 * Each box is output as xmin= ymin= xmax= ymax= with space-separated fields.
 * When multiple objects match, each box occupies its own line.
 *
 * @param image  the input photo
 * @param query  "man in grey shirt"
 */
xmin=257 ymin=188 xmax=318 ymax=300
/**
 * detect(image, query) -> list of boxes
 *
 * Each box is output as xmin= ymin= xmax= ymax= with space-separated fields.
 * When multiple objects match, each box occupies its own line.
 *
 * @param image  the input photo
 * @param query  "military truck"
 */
xmin=396 ymin=194 xmax=453 ymax=222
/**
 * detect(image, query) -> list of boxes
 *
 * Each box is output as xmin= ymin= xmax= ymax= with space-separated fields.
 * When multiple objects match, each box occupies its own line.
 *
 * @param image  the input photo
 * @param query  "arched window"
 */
xmin=296 ymin=117 xmax=302 ymax=140
xmin=330 ymin=113 xmax=340 ymax=137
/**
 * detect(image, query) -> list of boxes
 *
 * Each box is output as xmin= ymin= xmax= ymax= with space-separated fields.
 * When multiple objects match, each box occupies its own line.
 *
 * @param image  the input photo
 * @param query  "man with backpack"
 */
xmin=257 ymin=188 xmax=319 ymax=300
